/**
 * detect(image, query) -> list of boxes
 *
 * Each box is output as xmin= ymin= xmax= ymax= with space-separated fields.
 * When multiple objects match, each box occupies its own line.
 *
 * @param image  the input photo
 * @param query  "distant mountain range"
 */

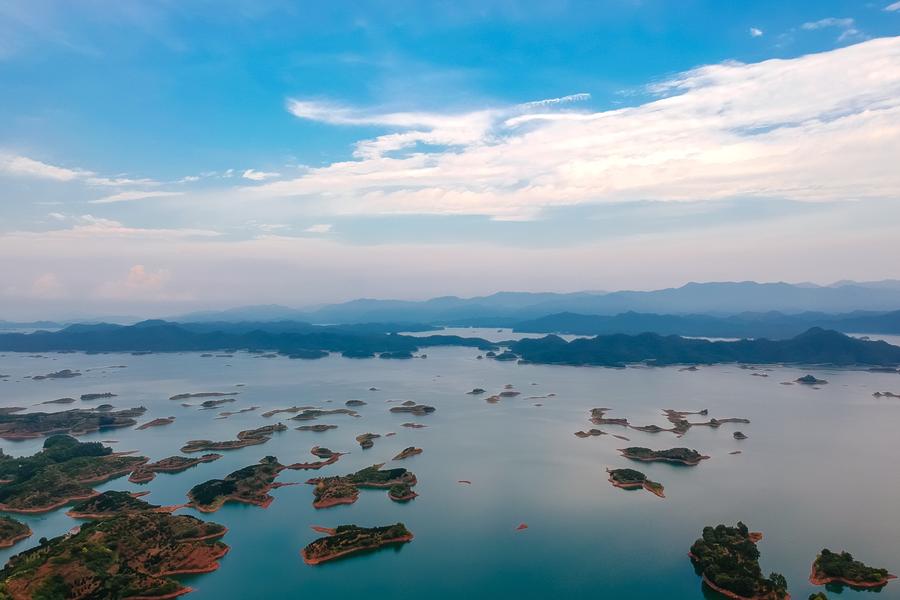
xmin=167 ymin=280 xmax=900 ymax=324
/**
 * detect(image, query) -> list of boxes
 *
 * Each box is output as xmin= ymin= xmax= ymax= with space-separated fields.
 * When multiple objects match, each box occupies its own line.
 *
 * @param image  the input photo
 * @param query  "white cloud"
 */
xmin=887 ymin=1 xmax=900 ymax=11
xmin=89 ymin=190 xmax=183 ymax=204
xmin=800 ymin=17 xmax=864 ymax=42
xmin=47 ymin=212 xmax=66 ymax=221
xmin=242 ymin=169 xmax=281 ymax=181
xmin=0 ymin=155 xmax=84 ymax=181
xmin=256 ymin=38 xmax=900 ymax=218
xmin=750 ymin=27 xmax=763 ymax=37
xmin=304 ymin=223 xmax=333 ymax=233
xmin=96 ymin=264 xmax=191 ymax=302
xmin=801 ymin=17 xmax=854 ymax=30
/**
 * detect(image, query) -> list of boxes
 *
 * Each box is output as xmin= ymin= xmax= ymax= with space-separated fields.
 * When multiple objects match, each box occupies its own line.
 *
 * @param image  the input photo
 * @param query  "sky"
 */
xmin=1 ymin=0 xmax=900 ymax=319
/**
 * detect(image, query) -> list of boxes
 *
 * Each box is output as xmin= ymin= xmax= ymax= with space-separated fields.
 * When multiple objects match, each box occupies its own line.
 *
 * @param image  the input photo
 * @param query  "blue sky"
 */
xmin=1 ymin=1 xmax=899 ymax=318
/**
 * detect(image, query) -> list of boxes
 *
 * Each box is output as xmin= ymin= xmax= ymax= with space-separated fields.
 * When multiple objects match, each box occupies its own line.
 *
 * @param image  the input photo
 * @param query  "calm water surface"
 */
xmin=1 ymin=335 xmax=899 ymax=599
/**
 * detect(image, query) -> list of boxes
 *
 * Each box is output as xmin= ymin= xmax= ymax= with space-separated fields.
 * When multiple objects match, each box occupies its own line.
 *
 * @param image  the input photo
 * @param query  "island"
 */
xmin=796 ymin=375 xmax=827 ymax=385
xmin=0 ymin=406 xmax=147 ymax=439
xmin=467 ymin=388 xmax=486 ymax=395
xmin=388 ymin=483 xmax=418 ymax=502
xmin=392 ymin=446 xmax=423 ymax=460
xmin=32 ymin=369 xmax=81 ymax=380
xmin=689 ymin=522 xmax=789 ymax=600
xmin=618 ymin=447 xmax=709 ymax=466
xmin=0 ymin=512 xmax=228 ymax=599
xmin=66 ymin=490 xmax=178 ymax=518
xmin=301 ymin=523 xmax=413 ymax=565
xmin=136 ymin=416 xmax=175 ymax=430
xmin=505 ymin=328 xmax=900 ymax=367
xmin=589 ymin=408 xmax=629 ymax=426
xmin=606 ymin=468 xmax=665 ymax=498
xmin=188 ymin=456 xmax=289 ymax=512
xmin=389 ymin=403 xmax=436 ymax=415
xmin=41 ymin=397 xmax=76 ymax=405
xmin=0 ymin=435 xmax=148 ymax=513
xmin=297 ymin=424 xmax=338 ymax=432
xmin=80 ymin=392 xmax=117 ymax=401
xmin=307 ymin=464 xmax=418 ymax=508
xmin=356 ymin=432 xmax=381 ymax=449
xmin=181 ymin=423 xmax=287 ymax=452
xmin=0 ymin=516 xmax=31 ymax=548
xmin=734 ymin=431 xmax=748 ymax=440
xmin=128 ymin=453 xmax=222 ymax=483
xmin=345 ymin=400 xmax=367 ymax=407
xmin=809 ymin=548 xmax=896 ymax=588
xmin=169 ymin=391 xmax=238 ymax=400
xmin=290 ymin=408 xmax=360 ymax=421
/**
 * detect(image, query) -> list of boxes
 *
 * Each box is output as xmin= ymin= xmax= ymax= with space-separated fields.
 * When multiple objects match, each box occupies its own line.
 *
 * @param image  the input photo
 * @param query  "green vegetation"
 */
xmin=0 ymin=512 xmax=227 ymax=599
xmin=188 ymin=456 xmax=284 ymax=512
xmin=308 ymin=464 xmax=417 ymax=508
xmin=181 ymin=423 xmax=286 ymax=452
xmin=0 ymin=407 xmax=146 ymax=440
xmin=690 ymin=522 xmax=788 ymax=599
xmin=812 ymin=548 xmax=893 ymax=586
xmin=68 ymin=490 xmax=160 ymax=517
xmin=607 ymin=468 xmax=665 ymax=498
xmin=0 ymin=516 xmax=30 ymax=548
xmin=302 ymin=523 xmax=412 ymax=564
xmin=620 ymin=447 xmax=708 ymax=465
xmin=0 ymin=435 xmax=147 ymax=512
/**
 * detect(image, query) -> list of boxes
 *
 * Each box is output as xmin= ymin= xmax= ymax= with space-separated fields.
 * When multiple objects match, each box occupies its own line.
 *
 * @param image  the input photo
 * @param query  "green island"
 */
xmin=0 ymin=406 xmax=147 ymax=440
xmin=606 ymin=468 xmax=665 ymax=498
xmin=301 ymin=523 xmax=413 ymax=565
xmin=810 ymin=548 xmax=896 ymax=588
xmin=297 ymin=424 xmax=338 ymax=432
xmin=355 ymin=432 xmax=381 ymax=449
xmin=388 ymin=483 xmax=417 ymax=502
xmin=136 ymin=416 xmax=175 ymax=430
xmin=389 ymin=403 xmax=436 ymax=415
xmin=129 ymin=453 xmax=222 ymax=484
xmin=307 ymin=464 xmax=417 ymax=508
xmin=0 ymin=516 xmax=31 ymax=548
xmin=169 ymin=391 xmax=238 ymax=400
xmin=618 ymin=446 xmax=709 ymax=466
xmin=180 ymin=423 xmax=287 ymax=452
xmin=66 ymin=490 xmax=177 ymax=518
xmin=290 ymin=408 xmax=360 ymax=421
xmin=0 ymin=512 xmax=228 ymax=599
xmin=807 ymin=594 xmax=827 ymax=600
xmin=0 ymin=435 xmax=148 ymax=513
xmin=690 ymin=522 xmax=789 ymax=600
xmin=187 ymin=456 xmax=298 ymax=512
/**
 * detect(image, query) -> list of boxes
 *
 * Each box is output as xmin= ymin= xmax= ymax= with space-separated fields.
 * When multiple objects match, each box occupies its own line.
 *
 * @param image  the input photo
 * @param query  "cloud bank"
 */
xmin=259 ymin=38 xmax=900 ymax=219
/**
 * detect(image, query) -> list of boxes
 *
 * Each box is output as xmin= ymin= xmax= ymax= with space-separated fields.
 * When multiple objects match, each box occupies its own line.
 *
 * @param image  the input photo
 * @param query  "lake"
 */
xmin=1 ymin=334 xmax=899 ymax=599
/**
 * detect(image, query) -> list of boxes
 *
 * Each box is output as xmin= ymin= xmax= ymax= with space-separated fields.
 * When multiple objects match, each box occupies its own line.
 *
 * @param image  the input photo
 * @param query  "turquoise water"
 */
xmin=1 ymin=336 xmax=899 ymax=599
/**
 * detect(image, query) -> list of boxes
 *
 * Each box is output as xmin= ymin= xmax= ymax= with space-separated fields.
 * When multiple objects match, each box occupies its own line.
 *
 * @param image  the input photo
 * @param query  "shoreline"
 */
xmin=809 ymin=565 xmax=897 ymax=589
xmin=618 ymin=449 xmax=708 ymax=466
xmin=301 ymin=533 xmax=414 ymax=565
xmin=0 ymin=528 xmax=32 ymax=548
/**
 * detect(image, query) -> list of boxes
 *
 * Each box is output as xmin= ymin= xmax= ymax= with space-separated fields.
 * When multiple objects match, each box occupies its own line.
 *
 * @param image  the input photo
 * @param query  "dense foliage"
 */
xmin=690 ymin=522 xmax=788 ymax=599
xmin=814 ymin=548 xmax=891 ymax=584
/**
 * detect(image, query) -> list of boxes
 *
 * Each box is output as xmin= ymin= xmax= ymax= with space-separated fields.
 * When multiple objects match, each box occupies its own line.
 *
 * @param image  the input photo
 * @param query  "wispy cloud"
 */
xmin=800 ymin=17 xmax=864 ymax=42
xmin=887 ymin=1 xmax=900 ymax=11
xmin=89 ymin=190 xmax=182 ymax=204
xmin=749 ymin=27 xmax=763 ymax=37
xmin=259 ymin=38 xmax=900 ymax=219
xmin=304 ymin=223 xmax=333 ymax=233
xmin=0 ymin=155 xmax=84 ymax=181
xmin=242 ymin=169 xmax=280 ymax=181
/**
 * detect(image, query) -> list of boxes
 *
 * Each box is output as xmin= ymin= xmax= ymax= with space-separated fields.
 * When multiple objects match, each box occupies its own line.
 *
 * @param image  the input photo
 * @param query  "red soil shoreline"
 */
xmin=809 ymin=565 xmax=897 ymax=588
xmin=0 ymin=529 xmax=32 ymax=548
xmin=301 ymin=534 xmax=414 ymax=565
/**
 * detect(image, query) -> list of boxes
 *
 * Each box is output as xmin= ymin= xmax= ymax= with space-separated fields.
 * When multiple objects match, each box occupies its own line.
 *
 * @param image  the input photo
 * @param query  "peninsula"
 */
xmin=606 ymin=468 xmax=665 ymax=498
xmin=0 ymin=512 xmax=228 ymax=599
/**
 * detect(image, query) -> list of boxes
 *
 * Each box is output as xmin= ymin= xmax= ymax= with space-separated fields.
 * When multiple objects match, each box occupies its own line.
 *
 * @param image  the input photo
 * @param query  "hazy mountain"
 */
xmin=161 ymin=281 xmax=900 ymax=325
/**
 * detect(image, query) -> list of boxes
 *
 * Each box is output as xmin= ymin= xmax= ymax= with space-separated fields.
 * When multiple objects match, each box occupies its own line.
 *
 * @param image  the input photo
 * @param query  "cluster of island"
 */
xmin=1 ymin=321 xmax=898 ymax=597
